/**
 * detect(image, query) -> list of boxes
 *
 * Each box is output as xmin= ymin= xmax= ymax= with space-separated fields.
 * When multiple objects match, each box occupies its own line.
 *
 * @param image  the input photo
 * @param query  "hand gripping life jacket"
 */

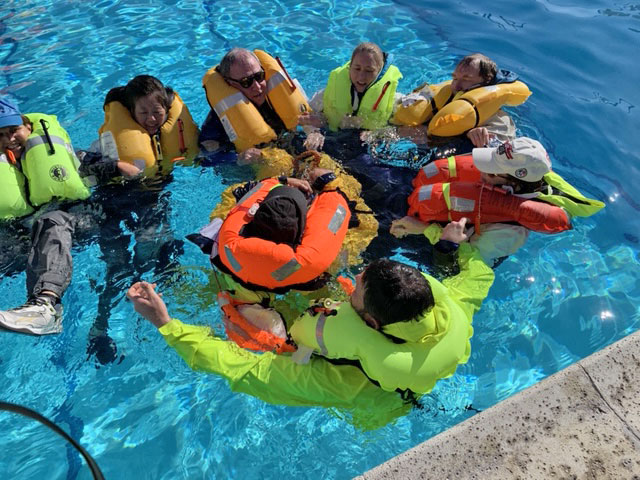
xmin=408 ymin=155 xmax=604 ymax=233
xmin=99 ymin=91 xmax=199 ymax=171
xmin=0 ymin=152 xmax=34 ymax=219
xmin=21 ymin=113 xmax=90 ymax=207
xmin=323 ymin=62 xmax=403 ymax=131
xmin=217 ymin=178 xmax=350 ymax=290
xmin=202 ymin=50 xmax=311 ymax=152
xmin=393 ymin=79 xmax=531 ymax=136
xmin=289 ymin=274 xmax=474 ymax=394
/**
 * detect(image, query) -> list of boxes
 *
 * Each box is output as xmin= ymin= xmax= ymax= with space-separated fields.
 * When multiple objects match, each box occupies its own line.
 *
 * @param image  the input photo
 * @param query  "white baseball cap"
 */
xmin=472 ymin=137 xmax=551 ymax=182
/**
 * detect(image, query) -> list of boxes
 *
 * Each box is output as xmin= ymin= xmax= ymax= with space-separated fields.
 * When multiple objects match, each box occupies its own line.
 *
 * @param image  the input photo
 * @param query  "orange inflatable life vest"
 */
xmin=408 ymin=155 xmax=571 ymax=234
xmin=218 ymin=292 xmax=295 ymax=354
xmin=218 ymin=178 xmax=351 ymax=290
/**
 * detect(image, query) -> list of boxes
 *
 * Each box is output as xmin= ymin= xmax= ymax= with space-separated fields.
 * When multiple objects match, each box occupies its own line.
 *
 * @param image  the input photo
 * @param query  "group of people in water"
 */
xmin=0 ymin=42 xmax=605 ymax=419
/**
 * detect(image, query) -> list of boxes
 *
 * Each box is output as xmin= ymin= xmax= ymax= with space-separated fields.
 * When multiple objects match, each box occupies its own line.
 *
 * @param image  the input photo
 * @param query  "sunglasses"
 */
xmin=227 ymin=69 xmax=265 ymax=89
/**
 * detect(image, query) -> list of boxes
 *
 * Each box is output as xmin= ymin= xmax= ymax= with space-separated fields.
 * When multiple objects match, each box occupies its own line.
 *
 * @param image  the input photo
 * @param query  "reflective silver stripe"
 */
xmin=271 ymin=257 xmax=301 ymax=282
xmin=418 ymin=185 xmax=433 ymax=202
xmin=224 ymin=245 xmax=243 ymax=272
xmin=235 ymin=181 xmax=264 ymax=206
xmin=213 ymin=92 xmax=247 ymax=116
xmin=0 ymin=154 xmax=9 ymax=164
xmin=267 ymin=71 xmax=286 ymax=92
xmin=450 ymin=196 xmax=476 ymax=212
xmin=327 ymin=204 xmax=347 ymax=234
xmin=315 ymin=313 xmax=328 ymax=356
xmin=421 ymin=162 xmax=439 ymax=178
xmin=24 ymin=135 xmax=67 ymax=154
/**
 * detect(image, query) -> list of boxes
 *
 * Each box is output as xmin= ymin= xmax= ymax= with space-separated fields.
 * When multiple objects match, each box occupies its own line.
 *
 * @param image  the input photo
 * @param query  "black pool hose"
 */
xmin=0 ymin=401 xmax=105 ymax=480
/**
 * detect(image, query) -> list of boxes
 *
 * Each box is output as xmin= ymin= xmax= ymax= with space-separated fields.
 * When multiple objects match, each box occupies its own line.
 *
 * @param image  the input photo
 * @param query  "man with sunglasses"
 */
xmin=200 ymin=48 xmax=294 ymax=165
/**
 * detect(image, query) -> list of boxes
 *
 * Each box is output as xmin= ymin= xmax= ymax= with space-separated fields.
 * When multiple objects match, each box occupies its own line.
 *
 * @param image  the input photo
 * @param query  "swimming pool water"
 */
xmin=1 ymin=0 xmax=639 ymax=478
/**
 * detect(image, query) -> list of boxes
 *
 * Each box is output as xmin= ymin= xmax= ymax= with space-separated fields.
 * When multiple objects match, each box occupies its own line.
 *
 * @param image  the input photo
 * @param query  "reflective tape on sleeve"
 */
xmin=450 ymin=196 xmax=476 ymax=212
xmin=418 ymin=185 xmax=433 ymax=202
xmin=271 ymin=257 xmax=301 ymax=282
xmin=421 ymin=162 xmax=439 ymax=178
xmin=315 ymin=313 xmax=329 ymax=357
xmin=327 ymin=204 xmax=347 ymax=234
xmin=224 ymin=245 xmax=243 ymax=273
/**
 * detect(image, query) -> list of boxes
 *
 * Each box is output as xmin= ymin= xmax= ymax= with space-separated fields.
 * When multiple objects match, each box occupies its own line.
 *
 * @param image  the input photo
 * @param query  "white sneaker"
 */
xmin=0 ymin=297 xmax=63 ymax=335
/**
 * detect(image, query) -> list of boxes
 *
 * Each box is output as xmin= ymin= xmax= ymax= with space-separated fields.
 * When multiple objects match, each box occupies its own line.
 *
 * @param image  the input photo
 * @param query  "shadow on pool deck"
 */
xmin=358 ymin=330 xmax=640 ymax=479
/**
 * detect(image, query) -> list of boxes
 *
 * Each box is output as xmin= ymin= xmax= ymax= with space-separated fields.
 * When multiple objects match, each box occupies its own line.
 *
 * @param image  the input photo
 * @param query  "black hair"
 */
xmin=103 ymin=75 xmax=174 ymax=115
xmin=362 ymin=259 xmax=434 ymax=327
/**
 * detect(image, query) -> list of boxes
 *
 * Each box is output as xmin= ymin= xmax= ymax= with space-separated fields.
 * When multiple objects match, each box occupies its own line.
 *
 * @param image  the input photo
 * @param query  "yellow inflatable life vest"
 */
xmin=21 ymin=113 xmax=90 ymax=207
xmin=99 ymin=92 xmax=199 ymax=172
xmin=0 ymin=152 xmax=34 ymax=219
xmin=393 ymin=79 xmax=531 ymax=136
xmin=202 ymin=50 xmax=310 ymax=152
xmin=289 ymin=274 xmax=474 ymax=394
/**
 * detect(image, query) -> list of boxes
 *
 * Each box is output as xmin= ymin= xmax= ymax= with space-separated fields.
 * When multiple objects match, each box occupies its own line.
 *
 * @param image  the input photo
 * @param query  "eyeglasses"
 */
xmin=226 ymin=69 xmax=265 ymax=89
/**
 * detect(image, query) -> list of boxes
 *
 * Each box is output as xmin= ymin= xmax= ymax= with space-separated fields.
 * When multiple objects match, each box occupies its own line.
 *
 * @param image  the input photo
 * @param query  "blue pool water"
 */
xmin=1 ymin=0 xmax=639 ymax=478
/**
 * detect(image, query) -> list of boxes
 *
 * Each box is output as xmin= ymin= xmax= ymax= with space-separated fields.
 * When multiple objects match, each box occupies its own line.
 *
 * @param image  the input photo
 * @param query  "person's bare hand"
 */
xmin=298 ymin=112 xmax=327 ymax=128
xmin=390 ymin=216 xmax=428 ymax=238
xmin=440 ymin=217 xmax=470 ymax=243
xmin=466 ymin=127 xmax=493 ymax=147
xmin=285 ymin=177 xmax=312 ymax=195
xmin=127 ymin=282 xmax=171 ymax=328
xmin=116 ymin=161 xmax=142 ymax=179
xmin=237 ymin=148 xmax=263 ymax=166
xmin=303 ymin=131 xmax=325 ymax=151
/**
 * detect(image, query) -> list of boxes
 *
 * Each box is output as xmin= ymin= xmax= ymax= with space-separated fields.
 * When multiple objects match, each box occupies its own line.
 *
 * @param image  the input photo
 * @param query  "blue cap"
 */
xmin=0 ymin=98 xmax=23 ymax=129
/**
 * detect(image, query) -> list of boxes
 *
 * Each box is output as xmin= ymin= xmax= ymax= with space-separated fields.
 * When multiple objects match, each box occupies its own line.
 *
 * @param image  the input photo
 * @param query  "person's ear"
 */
xmin=362 ymin=312 xmax=380 ymax=330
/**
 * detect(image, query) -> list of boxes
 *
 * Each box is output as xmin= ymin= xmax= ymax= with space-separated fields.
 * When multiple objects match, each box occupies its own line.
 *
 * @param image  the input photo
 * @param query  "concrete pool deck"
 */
xmin=358 ymin=329 xmax=640 ymax=479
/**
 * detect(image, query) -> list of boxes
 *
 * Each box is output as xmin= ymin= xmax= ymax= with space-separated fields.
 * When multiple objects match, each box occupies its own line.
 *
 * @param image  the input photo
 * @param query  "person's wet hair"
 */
xmin=363 ymin=258 xmax=434 ymax=327
xmin=104 ymin=75 xmax=173 ymax=115
xmin=457 ymin=53 xmax=497 ymax=84
xmin=350 ymin=42 xmax=386 ymax=72
xmin=218 ymin=48 xmax=260 ymax=79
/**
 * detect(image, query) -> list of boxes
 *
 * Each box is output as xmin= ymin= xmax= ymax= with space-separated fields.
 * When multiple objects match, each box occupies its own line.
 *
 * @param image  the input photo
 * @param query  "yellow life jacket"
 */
xmin=202 ymin=50 xmax=310 ymax=152
xmin=393 ymin=79 xmax=531 ymax=136
xmin=289 ymin=275 xmax=475 ymax=394
xmin=21 ymin=113 xmax=90 ymax=207
xmin=99 ymin=92 xmax=199 ymax=173
xmin=0 ymin=152 xmax=34 ymax=219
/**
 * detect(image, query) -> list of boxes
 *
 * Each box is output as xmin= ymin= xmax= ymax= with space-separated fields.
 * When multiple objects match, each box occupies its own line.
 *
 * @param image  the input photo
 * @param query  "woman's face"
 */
xmin=133 ymin=93 xmax=168 ymax=135
xmin=349 ymin=52 xmax=381 ymax=93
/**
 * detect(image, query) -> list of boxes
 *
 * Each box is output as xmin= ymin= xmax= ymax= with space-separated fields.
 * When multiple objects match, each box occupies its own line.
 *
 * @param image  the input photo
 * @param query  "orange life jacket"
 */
xmin=218 ymin=178 xmax=351 ymax=290
xmin=218 ymin=292 xmax=295 ymax=354
xmin=408 ymin=155 xmax=571 ymax=234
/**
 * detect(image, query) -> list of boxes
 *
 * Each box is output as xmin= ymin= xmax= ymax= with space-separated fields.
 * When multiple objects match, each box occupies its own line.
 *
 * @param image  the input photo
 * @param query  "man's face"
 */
xmin=451 ymin=63 xmax=484 ymax=93
xmin=0 ymin=124 xmax=30 ymax=156
xmin=227 ymin=55 xmax=267 ymax=106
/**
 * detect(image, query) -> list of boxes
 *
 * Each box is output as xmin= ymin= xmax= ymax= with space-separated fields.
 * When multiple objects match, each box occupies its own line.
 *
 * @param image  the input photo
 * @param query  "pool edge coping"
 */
xmin=357 ymin=328 xmax=640 ymax=479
